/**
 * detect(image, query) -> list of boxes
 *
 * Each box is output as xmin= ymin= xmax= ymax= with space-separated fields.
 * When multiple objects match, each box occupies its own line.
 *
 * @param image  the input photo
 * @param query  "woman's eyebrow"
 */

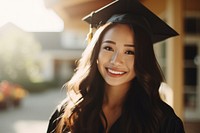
xmin=102 ymin=40 xmax=116 ymax=44
xmin=124 ymin=44 xmax=135 ymax=47
xmin=102 ymin=40 xmax=135 ymax=47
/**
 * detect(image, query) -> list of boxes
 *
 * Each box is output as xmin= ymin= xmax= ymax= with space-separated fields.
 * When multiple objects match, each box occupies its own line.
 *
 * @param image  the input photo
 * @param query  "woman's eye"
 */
xmin=125 ymin=50 xmax=135 ymax=55
xmin=104 ymin=46 xmax=113 ymax=51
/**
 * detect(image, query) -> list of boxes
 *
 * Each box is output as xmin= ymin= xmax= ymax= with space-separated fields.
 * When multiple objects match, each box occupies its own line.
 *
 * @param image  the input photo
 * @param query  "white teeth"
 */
xmin=108 ymin=69 xmax=125 ymax=75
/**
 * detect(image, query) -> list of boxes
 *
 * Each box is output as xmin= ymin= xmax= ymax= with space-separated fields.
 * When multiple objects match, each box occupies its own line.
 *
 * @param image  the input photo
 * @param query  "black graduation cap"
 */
xmin=82 ymin=0 xmax=178 ymax=44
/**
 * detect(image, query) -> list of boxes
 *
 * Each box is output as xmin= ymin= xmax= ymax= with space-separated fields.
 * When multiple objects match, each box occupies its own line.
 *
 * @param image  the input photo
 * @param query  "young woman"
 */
xmin=47 ymin=0 xmax=185 ymax=133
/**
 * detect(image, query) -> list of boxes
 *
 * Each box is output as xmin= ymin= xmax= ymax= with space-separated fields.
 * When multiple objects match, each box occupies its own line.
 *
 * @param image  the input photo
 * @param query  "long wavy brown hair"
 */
xmin=56 ymin=23 xmax=165 ymax=133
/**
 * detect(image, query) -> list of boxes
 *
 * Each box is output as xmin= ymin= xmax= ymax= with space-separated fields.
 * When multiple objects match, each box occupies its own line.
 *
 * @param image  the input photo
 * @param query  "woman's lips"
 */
xmin=106 ymin=68 xmax=126 ymax=77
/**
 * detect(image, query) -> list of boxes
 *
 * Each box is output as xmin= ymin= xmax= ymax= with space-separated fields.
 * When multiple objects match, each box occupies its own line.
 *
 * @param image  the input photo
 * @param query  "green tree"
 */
xmin=0 ymin=24 xmax=42 ymax=85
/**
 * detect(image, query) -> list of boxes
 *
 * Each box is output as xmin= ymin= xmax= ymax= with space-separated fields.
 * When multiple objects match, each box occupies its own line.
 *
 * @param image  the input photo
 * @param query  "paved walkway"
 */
xmin=0 ymin=88 xmax=66 ymax=133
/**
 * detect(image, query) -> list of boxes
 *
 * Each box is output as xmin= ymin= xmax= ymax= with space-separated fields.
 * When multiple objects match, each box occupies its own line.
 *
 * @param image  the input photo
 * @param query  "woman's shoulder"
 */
xmin=46 ymin=98 xmax=69 ymax=133
xmin=46 ymin=90 xmax=82 ymax=133
xmin=159 ymin=101 xmax=185 ymax=133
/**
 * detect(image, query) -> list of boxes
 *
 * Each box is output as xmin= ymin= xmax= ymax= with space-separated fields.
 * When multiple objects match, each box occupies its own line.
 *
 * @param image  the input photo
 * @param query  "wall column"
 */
xmin=166 ymin=0 xmax=185 ymax=119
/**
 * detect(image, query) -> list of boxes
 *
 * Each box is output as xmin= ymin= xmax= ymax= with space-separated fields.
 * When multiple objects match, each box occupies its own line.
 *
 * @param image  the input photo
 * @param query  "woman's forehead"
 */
xmin=102 ymin=24 xmax=135 ymax=43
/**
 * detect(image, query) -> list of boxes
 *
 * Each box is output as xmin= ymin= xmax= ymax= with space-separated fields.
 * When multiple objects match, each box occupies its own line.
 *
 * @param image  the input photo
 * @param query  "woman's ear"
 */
xmin=96 ymin=59 xmax=99 ymax=64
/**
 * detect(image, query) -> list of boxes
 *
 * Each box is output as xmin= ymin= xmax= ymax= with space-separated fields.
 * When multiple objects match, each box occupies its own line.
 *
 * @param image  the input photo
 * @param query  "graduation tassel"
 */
xmin=87 ymin=24 xmax=93 ymax=44
xmin=86 ymin=11 xmax=95 ymax=44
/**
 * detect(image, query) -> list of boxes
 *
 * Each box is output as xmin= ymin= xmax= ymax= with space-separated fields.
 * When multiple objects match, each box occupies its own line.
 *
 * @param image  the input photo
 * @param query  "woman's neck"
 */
xmin=103 ymin=83 xmax=130 ymax=108
xmin=101 ymin=83 xmax=131 ymax=132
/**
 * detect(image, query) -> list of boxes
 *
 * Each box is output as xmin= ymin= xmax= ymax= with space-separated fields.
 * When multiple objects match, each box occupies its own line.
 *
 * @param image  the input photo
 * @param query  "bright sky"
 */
xmin=0 ymin=0 xmax=64 ymax=32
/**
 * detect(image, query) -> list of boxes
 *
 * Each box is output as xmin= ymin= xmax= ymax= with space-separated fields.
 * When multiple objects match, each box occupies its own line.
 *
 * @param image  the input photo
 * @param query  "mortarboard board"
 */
xmin=82 ymin=0 xmax=178 ymax=44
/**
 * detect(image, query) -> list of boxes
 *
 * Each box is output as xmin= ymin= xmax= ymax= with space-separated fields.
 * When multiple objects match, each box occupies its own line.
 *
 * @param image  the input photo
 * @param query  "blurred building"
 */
xmin=32 ymin=32 xmax=85 ymax=84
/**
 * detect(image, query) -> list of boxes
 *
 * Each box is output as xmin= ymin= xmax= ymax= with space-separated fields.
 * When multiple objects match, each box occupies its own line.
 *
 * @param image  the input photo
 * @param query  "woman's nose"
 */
xmin=110 ymin=51 xmax=123 ymax=65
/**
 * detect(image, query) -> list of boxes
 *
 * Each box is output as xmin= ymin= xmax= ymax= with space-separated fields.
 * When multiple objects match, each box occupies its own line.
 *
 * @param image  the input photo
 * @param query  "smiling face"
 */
xmin=97 ymin=24 xmax=136 ymax=87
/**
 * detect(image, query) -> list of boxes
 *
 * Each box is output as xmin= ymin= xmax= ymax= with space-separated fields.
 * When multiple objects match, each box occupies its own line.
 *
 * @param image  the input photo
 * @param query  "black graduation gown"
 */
xmin=46 ymin=101 xmax=185 ymax=133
